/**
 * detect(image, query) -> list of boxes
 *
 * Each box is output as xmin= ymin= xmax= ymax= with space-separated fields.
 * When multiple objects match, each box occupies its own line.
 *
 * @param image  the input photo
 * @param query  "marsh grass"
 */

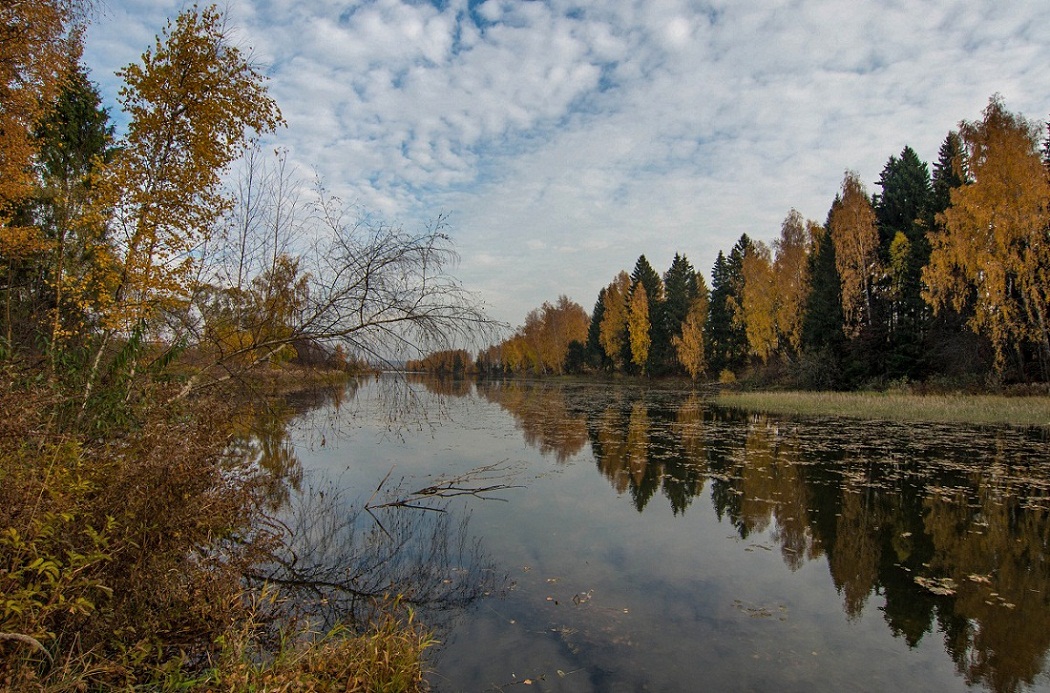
xmin=715 ymin=390 xmax=1050 ymax=427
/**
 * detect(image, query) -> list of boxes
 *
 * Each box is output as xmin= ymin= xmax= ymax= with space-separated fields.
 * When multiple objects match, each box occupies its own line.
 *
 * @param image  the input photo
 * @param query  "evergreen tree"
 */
xmin=801 ymin=227 xmax=845 ymax=386
xmin=630 ymin=255 xmax=665 ymax=373
xmin=705 ymin=235 xmax=751 ymax=375
xmin=32 ymin=59 xmax=116 ymax=353
xmin=874 ymin=146 xmax=933 ymax=379
xmin=587 ymin=287 xmax=611 ymax=370
xmin=931 ymin=130 xmax=967 ymax=218
xmin=662 ymin=253 xmax=698 ymax=372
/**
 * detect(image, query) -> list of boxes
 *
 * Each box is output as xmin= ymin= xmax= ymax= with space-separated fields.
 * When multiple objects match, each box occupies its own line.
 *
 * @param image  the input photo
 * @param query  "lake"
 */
xmin=265 ymin=375 xmax=1050 ymax=692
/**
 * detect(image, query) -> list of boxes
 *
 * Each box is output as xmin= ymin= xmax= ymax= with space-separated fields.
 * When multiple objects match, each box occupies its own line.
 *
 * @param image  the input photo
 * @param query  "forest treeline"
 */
xmin=463 ymin=97 xmax=1050 ymax=388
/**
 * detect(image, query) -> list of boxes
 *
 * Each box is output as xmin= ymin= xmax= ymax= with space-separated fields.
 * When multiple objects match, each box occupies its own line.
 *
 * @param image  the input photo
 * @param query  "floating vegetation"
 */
xmin=732 ymin=599 xmax=789 ymax=620
xmin=914 ymin=576 xmax=958 ymax=596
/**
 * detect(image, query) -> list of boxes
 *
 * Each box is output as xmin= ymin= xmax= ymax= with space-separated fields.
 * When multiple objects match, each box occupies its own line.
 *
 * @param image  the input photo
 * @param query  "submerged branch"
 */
xmin=365 ymin=461 xmax=524 ymax=512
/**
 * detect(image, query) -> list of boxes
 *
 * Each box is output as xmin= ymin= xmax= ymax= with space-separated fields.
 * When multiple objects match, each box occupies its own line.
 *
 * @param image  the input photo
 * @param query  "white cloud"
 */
xmin=83 ymin=0 xmax=1050 ymax=327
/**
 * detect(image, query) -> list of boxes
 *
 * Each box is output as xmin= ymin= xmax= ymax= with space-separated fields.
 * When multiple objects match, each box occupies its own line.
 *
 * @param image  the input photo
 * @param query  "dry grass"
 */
xmin=714 ymin=390 xmax=1050 ymax=427
xmin=0 ymin=370 xmax=432 ymax=692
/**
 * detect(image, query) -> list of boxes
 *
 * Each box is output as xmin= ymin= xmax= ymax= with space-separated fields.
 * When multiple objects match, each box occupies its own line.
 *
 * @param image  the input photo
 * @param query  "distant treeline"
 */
xmin=426 ymin=96 xmax=1050 ymax=388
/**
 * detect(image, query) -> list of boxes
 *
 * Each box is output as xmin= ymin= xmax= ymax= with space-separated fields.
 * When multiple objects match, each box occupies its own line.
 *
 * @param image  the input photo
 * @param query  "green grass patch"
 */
xmin=714 ymin=390 xmax=1050 ymax=427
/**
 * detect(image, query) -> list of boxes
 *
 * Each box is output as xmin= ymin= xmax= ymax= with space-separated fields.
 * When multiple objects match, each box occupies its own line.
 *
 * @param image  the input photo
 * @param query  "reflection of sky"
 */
xmin=83 ymin=1 xmax=1050 ymax=327
xmin=287 ymin=376 xmax=1048 ymax=692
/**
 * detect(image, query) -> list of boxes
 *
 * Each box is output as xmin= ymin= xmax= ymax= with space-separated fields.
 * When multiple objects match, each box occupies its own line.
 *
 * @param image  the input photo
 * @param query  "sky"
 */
xmin=82 ymin=0 xmax=1049 ymax=329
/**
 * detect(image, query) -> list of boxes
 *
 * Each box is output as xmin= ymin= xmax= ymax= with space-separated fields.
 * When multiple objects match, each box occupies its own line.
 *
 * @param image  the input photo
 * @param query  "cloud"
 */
xmin=83 ymin=0 xmax=1050 ymax=327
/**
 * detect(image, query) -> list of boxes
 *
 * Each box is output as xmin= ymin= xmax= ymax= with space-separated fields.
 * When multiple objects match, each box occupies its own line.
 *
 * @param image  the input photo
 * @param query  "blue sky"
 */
xmin=83 ymin=0 xmax=1049 ymax=328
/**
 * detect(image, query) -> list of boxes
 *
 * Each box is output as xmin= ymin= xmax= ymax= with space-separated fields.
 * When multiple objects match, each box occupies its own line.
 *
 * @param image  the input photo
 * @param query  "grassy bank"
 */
xmin=0 ymin=369 xmax=431 ymax=691
xmin=715 ymin=390 xmax=1050 ymax=427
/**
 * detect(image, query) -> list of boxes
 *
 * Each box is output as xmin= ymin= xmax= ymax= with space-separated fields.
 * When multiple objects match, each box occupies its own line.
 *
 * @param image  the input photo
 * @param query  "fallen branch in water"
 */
xmin=365 ymin=461 xmax=524 ymax=514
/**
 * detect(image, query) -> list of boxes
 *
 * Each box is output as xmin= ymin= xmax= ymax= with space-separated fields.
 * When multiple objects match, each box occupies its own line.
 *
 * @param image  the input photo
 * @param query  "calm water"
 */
xmin=269 ymin=375 xmax=1050 ymax=692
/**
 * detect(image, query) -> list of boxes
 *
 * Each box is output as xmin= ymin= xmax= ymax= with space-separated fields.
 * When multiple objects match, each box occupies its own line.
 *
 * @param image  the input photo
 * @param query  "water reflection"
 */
xmin=252 ymin=479 xmax=501 ymax=631
xmin=232 ymin=382 xmax=500 ymax=633
xmin=465 ymin=377 xmax=1050 ymax=693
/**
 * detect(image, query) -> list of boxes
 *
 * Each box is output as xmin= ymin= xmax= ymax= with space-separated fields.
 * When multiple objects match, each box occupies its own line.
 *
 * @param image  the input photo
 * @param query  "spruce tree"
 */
xmin=662 ymin=253 xmax=698 ymax=373
xmin=631 ymin=255 xmax=665 ymax=373
xmin=875 ymin=146 xmax=933 ymax=379
xmin=587 ymin=287 xmax=611 ymax=370
xmin=931 ymin=131 xmax=967 ymax=218
xmin=801 ymin=227 xmax=845 ymax=387
xmin=705 ymin=235 xmax=751 ymax=375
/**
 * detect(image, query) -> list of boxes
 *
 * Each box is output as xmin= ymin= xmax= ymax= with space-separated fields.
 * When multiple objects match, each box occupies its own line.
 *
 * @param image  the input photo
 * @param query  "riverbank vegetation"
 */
xmin=715 ymin=389 xmax=1050 ymax=427
xmin=1 ymin=1 xmax=492 ymax=688
xmin=469 ymin=97 xmax=1050 ymax=392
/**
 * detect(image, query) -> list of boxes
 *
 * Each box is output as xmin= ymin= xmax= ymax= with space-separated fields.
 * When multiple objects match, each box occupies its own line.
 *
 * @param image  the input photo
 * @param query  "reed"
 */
xmin=714 ymin=390 xmax=1050 ymax=426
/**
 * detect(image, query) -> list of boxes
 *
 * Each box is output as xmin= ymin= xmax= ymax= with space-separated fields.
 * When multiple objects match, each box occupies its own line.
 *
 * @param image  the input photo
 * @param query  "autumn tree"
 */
xmin=828 ymin=171 xmax=881 ymax=338
xmin=66 ymin=5 xmax=284 ymax=406
xmin=94 ymin=5 xmax=283 ymax=336
xmin=673 ymin=280 xmax=710 ymax=380
xmin=772 ymin=210 xmax=812 ymax=356
xmin=599 ymin=271 xmax=631 ymax=371
xmin=740 ymin=241 xmax=777 ymax=361
xmin=628 ymin=282 xmax=651 ymax=372
xmin=0 ymin=0 xmax=86 ymax=351
xmin=924 ymin=96 xmax=1050 ymax=378
xmin=516 ymin=295 xmax=589 ymax=374
xmin=31 ymin=57 xmax=115 ymax=356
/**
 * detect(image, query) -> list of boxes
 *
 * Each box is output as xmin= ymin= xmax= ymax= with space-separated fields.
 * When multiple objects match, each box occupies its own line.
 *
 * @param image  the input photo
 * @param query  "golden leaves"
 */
xmin=923 ymin=96 xmax=1050 ymax=370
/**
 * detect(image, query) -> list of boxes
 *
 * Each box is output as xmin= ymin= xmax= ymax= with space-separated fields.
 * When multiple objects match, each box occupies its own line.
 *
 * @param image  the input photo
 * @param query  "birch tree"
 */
xmin=923 ymin=96 xmax=1050 ymax=376
xmin=829 ymin=171 xmax=881 ymax=337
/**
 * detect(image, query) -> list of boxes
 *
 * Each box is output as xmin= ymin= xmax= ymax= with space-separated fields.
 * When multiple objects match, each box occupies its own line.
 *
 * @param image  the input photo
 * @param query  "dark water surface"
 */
xmin=277 ymin=376 xmax=1050 ymax=692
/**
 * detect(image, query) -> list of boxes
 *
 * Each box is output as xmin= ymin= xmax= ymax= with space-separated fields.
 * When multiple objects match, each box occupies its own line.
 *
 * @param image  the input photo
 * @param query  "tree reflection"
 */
xmin=485 ymin=381 xmax=1050 ymax=693
xmin=475 ymin=379 xmax=589 ymax=463
xmin=251 ymin=478 xmax=501 ymax=632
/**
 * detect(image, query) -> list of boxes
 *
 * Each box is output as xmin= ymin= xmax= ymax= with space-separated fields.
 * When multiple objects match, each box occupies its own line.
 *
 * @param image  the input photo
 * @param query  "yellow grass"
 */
xmin=714 ymin=390 xmax=1050 ymax=427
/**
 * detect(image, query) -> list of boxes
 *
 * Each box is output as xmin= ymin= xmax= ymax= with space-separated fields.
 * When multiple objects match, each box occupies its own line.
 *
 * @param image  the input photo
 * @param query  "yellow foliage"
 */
xmin=673 ymin=296 xmax=708 ymax=380
xmin=829 ymin=171 xmax=881 ymax=337
xmin=599 ymin=271 xmax=631 ymax=369
xmin=93 ymin=4 xmax=283 ymax=331
xmin=628 ymin=282 xmax=650 ymax=370
xmin=924 ymin=96 xmax=1050 ymax=371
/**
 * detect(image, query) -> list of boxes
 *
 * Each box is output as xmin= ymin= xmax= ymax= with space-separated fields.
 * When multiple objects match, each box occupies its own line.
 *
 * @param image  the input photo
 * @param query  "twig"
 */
xmin=0 ymin=632 xmax=52 ymax=662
